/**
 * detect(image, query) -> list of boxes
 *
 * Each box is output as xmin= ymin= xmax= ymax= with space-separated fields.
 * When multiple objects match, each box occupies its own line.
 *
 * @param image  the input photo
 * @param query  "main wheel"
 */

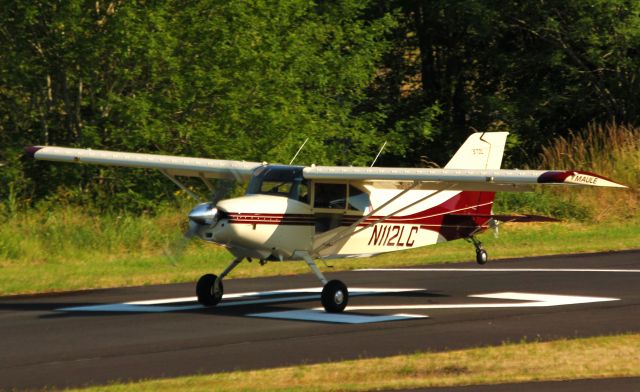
xmin=321 ymin=280 xmax=349 ymax=313
xmin=476 ymin=249 xmax=488 ymax=265
xmin=196 ymin=273 xmax=223 ymax=306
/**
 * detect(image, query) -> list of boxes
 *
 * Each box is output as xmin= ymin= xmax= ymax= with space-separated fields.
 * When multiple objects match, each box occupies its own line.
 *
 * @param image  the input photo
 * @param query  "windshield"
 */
xmin=246 ymin=165 xmax=308 ymax=202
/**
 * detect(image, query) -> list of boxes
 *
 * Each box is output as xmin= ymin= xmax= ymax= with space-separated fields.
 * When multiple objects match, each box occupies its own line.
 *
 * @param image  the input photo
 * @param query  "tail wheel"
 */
xmin=196 ymin=273 xmax=223 ymax=306
xmin=476 ymin=249 xmax=488 ymax=265
xmin=321 ymin=280 xmax=349 ymax=313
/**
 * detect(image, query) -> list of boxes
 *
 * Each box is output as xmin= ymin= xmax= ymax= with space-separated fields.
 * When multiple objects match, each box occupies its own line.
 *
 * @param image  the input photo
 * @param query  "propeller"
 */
xmin=163 ymin=226 xmax=194 ymax=266
xmin=163 ymin=179 xmax=235 ymax=265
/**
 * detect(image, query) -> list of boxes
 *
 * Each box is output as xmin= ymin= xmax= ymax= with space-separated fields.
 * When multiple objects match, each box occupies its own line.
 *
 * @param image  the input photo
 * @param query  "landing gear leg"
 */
xmin=468 ymin=236 xmax=488 ymax=265
xmin=196 ymin=257 xmax=243 ymax=306
xmin=301 ymin=252 xmax=348 ymax=313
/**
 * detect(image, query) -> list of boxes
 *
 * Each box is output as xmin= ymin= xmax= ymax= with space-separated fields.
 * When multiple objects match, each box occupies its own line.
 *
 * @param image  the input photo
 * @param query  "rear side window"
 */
xmin=314 ymin=183 xmax=346 ymax=209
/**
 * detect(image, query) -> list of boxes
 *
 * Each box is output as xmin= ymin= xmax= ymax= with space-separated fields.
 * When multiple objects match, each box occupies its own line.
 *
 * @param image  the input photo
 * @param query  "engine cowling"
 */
xmin=200 ymin=194 xmax=314 ymax=260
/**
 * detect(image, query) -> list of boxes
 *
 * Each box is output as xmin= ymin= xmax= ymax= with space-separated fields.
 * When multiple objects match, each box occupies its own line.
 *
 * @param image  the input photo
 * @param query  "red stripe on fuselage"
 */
xmin=228 ymin=212 xmax=314 ymax=226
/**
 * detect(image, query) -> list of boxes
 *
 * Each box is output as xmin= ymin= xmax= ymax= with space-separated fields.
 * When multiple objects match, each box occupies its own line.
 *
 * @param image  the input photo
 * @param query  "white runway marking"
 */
xmin=345 ymin=292 xmax=619 ymax=311
xmin=57 ymin=289 xmax=620 ymax=324
xmin=358 ymin=268 xmax=640 ymax=273
xmin=248 ymin=310 xmax=427 ymax=324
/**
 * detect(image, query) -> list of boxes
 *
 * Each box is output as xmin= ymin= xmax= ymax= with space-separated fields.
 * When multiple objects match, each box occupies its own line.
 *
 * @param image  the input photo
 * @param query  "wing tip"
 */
xmin=24 ymin=146 xmax=44 ymax=158
xmin=538 ymin=170 xmax=628 ymax=188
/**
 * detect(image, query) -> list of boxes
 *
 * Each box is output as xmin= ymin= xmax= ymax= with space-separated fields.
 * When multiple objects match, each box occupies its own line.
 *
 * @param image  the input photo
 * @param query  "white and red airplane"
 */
xmin=26 ymin=132 xmax=626 ymax=312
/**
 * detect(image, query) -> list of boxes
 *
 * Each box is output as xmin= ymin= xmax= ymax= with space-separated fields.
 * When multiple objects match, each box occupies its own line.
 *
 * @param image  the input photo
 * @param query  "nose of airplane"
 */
xmin=188 ymin=202 xmax=218 ymax=226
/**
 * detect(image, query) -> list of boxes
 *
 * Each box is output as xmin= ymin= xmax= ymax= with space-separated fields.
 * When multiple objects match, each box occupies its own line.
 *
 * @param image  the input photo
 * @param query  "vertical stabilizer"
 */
xmin=444 ymin=132 xmax=508 ymax=170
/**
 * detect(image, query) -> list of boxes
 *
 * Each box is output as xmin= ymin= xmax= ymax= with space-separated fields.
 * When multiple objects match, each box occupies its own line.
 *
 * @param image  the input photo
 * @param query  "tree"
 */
xmin=0 ymin=0 xmax=400 ymax=211
xmin=372 ymin=0 xmax=640 ymax=165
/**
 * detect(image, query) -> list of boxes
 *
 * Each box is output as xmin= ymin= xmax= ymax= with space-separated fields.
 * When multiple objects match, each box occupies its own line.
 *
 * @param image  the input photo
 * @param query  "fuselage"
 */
xmin=195 ymin=165 xmax=495 ymax=261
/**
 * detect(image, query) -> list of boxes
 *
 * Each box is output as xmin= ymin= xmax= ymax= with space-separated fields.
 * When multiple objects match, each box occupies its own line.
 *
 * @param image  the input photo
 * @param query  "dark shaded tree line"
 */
xmin=1 ymin=0 xmax=638 ymax=212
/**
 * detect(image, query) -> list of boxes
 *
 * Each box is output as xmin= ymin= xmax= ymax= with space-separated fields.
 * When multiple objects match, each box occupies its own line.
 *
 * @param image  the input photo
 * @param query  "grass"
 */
xmin=66 ymin=333 xmax=640 ymax=391
xmin=527 ymin=122 xmax=639 ymax=222
xmin=0 ymin=214 xmax=638 ymax=296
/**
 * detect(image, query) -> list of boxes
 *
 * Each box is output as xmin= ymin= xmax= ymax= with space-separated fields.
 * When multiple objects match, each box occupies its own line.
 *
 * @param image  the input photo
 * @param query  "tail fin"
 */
xmin=445 ymin=132 xmax=508 ymax=170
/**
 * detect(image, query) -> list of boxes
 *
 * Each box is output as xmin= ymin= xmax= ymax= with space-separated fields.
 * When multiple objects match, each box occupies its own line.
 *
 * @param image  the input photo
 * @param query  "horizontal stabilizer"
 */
xmin=446 ymin=213 xmax=560 ymax=223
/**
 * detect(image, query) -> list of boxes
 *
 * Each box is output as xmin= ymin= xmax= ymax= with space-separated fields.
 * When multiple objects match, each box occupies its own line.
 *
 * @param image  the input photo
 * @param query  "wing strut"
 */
xmin=197 ymin=172 xmax=215 ymax=192
xmin=160 ymin=169 xmax=204 ymax=202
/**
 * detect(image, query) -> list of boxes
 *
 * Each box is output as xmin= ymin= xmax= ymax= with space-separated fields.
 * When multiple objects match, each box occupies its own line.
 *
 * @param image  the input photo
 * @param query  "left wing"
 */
xmin=26 ymin=146 xmax=263 ymax=182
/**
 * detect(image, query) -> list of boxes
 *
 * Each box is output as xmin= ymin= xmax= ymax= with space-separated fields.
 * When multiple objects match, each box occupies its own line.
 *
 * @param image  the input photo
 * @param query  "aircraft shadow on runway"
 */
xmin=0 ymin=290 xmax=449 ymax=320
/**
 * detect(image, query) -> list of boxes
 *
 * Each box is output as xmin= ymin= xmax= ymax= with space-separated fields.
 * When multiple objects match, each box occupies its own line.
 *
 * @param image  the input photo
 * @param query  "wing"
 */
xmin=302 ymin=166 xmax=627 ymax=191
xmin=25 ymin=146 xmax=262 ymax=182
xmin=26 ymin=145 xmax=627 ymax=190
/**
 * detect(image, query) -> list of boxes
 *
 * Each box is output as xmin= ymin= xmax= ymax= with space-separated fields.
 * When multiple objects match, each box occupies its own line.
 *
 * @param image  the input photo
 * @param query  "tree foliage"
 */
xmin=1 ymin=0 xmax=398 ymax=210
xmin=1 ymin=0 xmax=639 ymax=212
xmin=376 ymin=0 xmax=640 ymax=164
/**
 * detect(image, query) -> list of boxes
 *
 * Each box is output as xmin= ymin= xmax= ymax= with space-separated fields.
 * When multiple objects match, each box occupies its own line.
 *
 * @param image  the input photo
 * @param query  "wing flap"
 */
xmin=26 ymin=146 xmax=262 ymax=181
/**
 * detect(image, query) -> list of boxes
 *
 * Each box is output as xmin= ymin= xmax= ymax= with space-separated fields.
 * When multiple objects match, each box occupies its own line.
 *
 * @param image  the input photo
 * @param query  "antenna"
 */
xmin=370 ymin=141 xmax=387 ymax=167
xmin=289 ymin=138 xmax=309 ymax=165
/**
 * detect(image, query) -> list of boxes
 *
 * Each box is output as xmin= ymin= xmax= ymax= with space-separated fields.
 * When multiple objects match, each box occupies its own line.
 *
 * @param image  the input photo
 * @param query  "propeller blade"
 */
xmin=164 ymin=220 xmax=200 ymax=265
xmin=164 ymin=178 xmax=230 ymax=265
xmin=212 ymin=179 xmax=235 ymax=204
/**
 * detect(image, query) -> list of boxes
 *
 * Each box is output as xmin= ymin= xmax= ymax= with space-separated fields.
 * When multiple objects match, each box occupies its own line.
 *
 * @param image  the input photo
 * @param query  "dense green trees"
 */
xmin=1 ymin=1 xmax=397 ymax=209
xmin=1 ymin=0 xmax=638 ymax=212
xmin=370 ymin=0 xmax=640 ymax=165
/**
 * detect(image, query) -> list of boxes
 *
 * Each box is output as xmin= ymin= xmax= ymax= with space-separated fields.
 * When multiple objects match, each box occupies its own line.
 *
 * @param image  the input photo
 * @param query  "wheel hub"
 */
xmin=334 ymin=290 xmax=344 ymax=305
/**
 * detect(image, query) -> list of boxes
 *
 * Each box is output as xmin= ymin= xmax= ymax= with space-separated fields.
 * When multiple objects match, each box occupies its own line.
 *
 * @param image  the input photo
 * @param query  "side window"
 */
xmin=314 ymin=183 xmax=347 ymax=209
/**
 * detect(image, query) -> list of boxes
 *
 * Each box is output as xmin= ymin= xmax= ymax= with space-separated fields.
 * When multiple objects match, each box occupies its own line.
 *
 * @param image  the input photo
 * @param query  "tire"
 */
xmin=321 ymin=280 xmax=349 ymax=313
xmin=476 ymin=249 xmax=488 ymax=265
xmin=196 ymin=273 xmax=223 ymax=306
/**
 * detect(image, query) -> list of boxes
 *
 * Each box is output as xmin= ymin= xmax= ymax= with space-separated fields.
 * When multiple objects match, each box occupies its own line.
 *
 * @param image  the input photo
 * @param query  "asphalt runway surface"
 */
xmin=1 ymin=250 xmax=639 ymax=390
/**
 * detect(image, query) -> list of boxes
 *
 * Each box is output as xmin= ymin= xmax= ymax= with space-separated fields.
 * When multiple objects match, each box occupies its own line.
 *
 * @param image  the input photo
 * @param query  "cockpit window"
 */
xmin=246 ymin=165 xmax=307 ymax=202
xmin=259 ymin=181 xmax=293 ymax=196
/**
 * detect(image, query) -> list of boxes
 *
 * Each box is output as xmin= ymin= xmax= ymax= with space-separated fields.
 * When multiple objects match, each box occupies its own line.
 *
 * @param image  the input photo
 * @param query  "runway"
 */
xmin=1 ymin=250 xmax=639 ymax=390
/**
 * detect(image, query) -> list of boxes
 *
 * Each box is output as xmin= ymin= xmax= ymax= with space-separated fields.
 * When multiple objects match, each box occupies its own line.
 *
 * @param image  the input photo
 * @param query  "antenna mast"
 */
xmin=289 ymin=138 xmax=309 ymax=165
xmin=370 ymin=141 xmax=387 ymax=167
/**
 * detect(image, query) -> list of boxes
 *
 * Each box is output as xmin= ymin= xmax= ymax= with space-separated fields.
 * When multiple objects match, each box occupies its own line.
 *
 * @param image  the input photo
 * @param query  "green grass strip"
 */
xmin=66 ymin=334 xmax=640 ymax=391
xmin=1 ymin=220 xmax=639 ymax=296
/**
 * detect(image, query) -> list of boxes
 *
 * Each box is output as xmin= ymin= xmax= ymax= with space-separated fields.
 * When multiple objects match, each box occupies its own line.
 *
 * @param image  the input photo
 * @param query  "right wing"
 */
xmin=303 ymin=166 xmax=628 ymax=191
xmin=25 ymin=146 xmax=263 ymax=182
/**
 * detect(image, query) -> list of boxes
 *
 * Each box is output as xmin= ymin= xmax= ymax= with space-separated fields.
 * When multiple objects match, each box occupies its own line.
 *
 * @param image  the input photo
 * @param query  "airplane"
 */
xmin=25 ymin=132 xmax=627 ymax=313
